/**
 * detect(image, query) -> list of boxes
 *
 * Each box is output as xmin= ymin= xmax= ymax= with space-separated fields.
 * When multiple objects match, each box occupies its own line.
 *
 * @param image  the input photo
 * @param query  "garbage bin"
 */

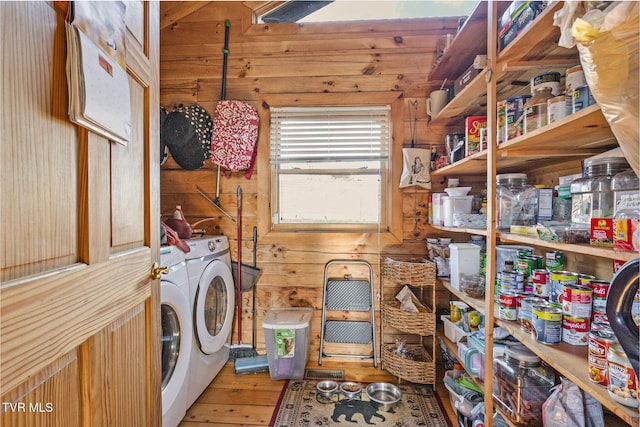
xmin=263 ymin=307 xmax=314 ymax=380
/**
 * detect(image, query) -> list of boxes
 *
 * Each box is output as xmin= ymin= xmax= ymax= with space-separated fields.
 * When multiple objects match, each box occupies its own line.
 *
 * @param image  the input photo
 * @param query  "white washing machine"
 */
xmin=184 ymin=235 xmax=235 ymax=408
xmin=159 ymin=245 xmax=192 ymax=427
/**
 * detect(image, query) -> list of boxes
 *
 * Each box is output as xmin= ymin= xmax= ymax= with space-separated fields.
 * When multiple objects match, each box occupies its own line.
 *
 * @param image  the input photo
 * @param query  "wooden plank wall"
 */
xmin=159 ymin=1 xmax=465 ymax=358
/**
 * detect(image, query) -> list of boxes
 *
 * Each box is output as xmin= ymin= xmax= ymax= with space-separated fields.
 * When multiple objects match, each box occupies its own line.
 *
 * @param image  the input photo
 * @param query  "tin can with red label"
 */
xmin=588 ymin=323 xmax=618 ymax=387
xmin=589 ymin=280 xmax=611 ymax=321
xmin=550 ymin=270 xmax=578 ymax=305
xmin=532 ymin=269 xmax=550 ymax=299
xmin=578 ymin=274 xmax=596 ymax=286
xmin=562 ymin=316 xmax=590 ymax=346
xmin=498 ymin=291 xmax=518 ymax=321
xmin=562 ymin=284 xmax=593 ymax=319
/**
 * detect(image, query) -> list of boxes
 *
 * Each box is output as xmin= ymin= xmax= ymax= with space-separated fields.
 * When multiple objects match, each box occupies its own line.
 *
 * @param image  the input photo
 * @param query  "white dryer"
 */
xmin=184 ymin=236 xmax=235 ymax=408
xmin=159 ymin=245 xmax=192 ymax=427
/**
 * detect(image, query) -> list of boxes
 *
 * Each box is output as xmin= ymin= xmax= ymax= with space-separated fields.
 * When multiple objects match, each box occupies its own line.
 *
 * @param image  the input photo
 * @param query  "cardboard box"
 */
xmin=590 ymin=218 xmax=614 ymax=247
xmin=465 ymin=116 xmax=487 ymax=157
xmin=498 ymin=1 xmax=546 ymax=51
xmin=454 ymin=64 xmax=482 ymax=97
xmin=614 ymin=218 xmax=640 ymax=251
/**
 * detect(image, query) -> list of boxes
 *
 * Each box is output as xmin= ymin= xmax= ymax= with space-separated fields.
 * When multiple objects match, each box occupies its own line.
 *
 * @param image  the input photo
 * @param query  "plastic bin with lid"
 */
xmin=263 ymin=308 xmax=314 ymax=380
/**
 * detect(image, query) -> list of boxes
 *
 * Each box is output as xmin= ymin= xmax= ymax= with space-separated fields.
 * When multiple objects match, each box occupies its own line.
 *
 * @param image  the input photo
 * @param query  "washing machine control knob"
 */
xmin=207 ymin=240 xmax=216 ymax=252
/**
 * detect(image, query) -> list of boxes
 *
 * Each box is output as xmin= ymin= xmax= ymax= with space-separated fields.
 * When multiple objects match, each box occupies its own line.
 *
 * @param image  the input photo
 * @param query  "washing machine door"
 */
xmin=160 ymin=280 xmax=192 ymax=408
xmin=193 ymin=259 xmax=234 ymax=354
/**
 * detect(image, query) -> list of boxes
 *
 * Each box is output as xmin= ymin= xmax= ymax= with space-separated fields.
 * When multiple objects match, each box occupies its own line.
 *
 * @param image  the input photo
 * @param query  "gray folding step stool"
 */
xmin=318 ymin=260 xmax=377 ymax=367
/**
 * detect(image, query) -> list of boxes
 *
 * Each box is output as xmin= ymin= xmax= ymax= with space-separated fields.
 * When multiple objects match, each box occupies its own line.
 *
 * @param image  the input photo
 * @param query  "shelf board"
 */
xmin=441 ymin=279 xmax=488 ymax=317
xmin=429 ymin=1 xmax=489 ymax=81
xmin=497 ymin=233 xmax=639 ymax=262
xmin=431 ymin=104 xmax=617 ymax=176
xmin=430 ymin=225 xmax=487 ymax=236
xmin=495 ymin=318 xmax=639 ymax=426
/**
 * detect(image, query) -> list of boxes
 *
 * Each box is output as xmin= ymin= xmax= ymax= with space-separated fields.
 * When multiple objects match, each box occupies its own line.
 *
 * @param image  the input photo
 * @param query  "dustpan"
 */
xmin=231 ymin=261 xmax=261 ymax=292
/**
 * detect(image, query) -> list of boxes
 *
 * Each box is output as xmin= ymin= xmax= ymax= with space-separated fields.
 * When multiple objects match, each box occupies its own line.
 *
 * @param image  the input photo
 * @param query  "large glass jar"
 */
xmin=612 ymin=169 xmax=640 ymax=217
xmin=524 ymin=87 xmax=554 ymax=133
xmin=496 ymin=173 xmax=538 ymax=230
xmin=570 ymin=157 xmax=630 ymax=224
xmin=493 ymin=344 xmax=556 ymax=426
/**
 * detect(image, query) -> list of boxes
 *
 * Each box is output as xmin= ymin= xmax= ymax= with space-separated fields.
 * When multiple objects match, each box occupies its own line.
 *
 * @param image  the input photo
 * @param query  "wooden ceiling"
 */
xmin=160 ymin=1 xmax=284 ymax=30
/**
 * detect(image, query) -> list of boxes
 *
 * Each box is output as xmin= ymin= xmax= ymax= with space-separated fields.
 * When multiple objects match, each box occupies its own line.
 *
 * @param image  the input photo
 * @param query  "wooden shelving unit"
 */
xmin=428 ymin=2 xmax=639 ymax=425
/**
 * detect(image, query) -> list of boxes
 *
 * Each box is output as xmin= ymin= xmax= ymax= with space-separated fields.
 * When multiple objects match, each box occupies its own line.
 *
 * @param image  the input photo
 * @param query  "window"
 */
xmin=270 ymin=106 xmax=390 ymax=232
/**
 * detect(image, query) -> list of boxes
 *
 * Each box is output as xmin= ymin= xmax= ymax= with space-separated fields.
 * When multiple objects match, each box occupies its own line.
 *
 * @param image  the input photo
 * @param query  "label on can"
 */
xmin=499 ymin=291 xmax=518 ymax=320
xmin=500 ymin=271 xmax=524 ymax=293
xmin=517 ymin=257 xmax=537 ymax=277
xmin=573 ymin=86 xmax=595 ymax=113
xmin=532 ymin=269 xmax=550 ymax=298
xmin=562 ymin=316 xmax=590 ymax=346
xmin=496 ymin=100 xmax=506 ymax=145
xmin=532 ymin=71 xmax=562 ymax=95
xmin=578 ymin=274 xmax=596 ymax=286
xmin=562 ymin=284 xmax=593 ymax=318
xmin=519 ymin=297 xmax=546 ymax=333
xmin=589 ymin=279 xmax=610 ymax=320
xmin=550 ymin=270 xmax=578 ymax=305
xmin=532 ymin=306 xmax=562 ymax=344
xmin=505 ymin=95 xmax=530 ymax=141
xmin=565 ymin=65 xmax=586 ymax=114
xmin=548 ymin=95 xmax=567 ymax=123
xmin=545 ymin=251 xmax=564 ymax=271
xmin=588 ymin=326 xmax=617 ymax=387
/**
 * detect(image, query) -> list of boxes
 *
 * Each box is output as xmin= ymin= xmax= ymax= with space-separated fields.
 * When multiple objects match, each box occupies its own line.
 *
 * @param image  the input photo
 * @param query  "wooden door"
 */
xmin=0 ymin=2 xmax=160 ymax=426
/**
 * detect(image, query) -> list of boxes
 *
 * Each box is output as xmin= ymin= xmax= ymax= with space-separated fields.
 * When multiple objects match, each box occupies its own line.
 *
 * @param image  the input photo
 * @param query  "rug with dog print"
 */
xmin=269 ymin=379 xmax=452 ymax=426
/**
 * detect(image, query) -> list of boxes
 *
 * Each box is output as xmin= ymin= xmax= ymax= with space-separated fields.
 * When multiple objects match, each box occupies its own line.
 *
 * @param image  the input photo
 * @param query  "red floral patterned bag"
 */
xmin=210 ymin=100 xmax=259 ymax=173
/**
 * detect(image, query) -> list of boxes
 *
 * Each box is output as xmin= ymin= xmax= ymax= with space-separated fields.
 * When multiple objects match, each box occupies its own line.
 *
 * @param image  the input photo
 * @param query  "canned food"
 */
xmin=562 ymin=284 xmax=593 ymax=318
xmin=505 ymin=95 xmax=531 ymax=141
xmin=500 ymin=271 xmax=524 ymax=292
xmin=519 ymin=297 xmax=546 ymax=333
xmin=545 ymin=251 xmax=564 ymax=271
xmin=589 ymin=280 xmax=610 ymax=320
xmin=532 ymin=269 xmax=550 ymax=298
xmin=548 ymin=95 xmax=567 ymax=123
xmin=517 ymin=257 xmax=537 ymax=277
xmin=499 ymin=291 xmax=518 ymax=320
xmin=565 ymin=65 xmax=586 ymax=114
xmin=588 ymin=324 xmax=618 ymax=387
xmin=578 ymin=274 xmax=596 ymax=286
xmin=562 ymin=316 xmax=590 ymax=346
xmin=572 ymin=85 xmax=595 ymax=113
xmin=550 ymin=270 xmax=578 ymax=305
xmin=531 ymin=71 xmax=562 ymax=96
xmin=496 ymin=100 xmax=506 ymax=145
xmin=532 ymin=306 xmax=562 ymax=344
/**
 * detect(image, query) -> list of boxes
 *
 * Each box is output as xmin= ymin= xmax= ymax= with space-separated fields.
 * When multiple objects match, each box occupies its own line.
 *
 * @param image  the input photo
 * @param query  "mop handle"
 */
xmin=236 ymin=185 xmax=242 ymax=345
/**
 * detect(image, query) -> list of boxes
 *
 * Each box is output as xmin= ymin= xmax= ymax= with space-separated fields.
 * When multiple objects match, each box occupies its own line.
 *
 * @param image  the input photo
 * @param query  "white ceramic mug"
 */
xmin=427 ymin=89 xmax=449 ymax=119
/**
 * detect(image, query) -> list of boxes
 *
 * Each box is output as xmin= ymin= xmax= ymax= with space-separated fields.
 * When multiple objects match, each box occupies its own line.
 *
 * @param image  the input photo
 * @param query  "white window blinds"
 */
xmin=270 ymin=106 xmax=390 ymax=164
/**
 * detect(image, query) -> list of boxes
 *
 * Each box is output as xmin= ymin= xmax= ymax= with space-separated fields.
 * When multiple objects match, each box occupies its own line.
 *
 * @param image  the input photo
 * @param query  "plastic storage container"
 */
xmin=612 ymin=169 xmax=640 ymax=217
xmin=493 ymin=344 xmax=556 ymax=426
xmin=496 ymin=173 xmax=538 ymax=230
xmin=263 ymin=308 xmax=314 ymax=380
xmin=570 ymin=157 xmax=631 ymax=224
xmin=449 ymin=243 xmax=481 ymax=290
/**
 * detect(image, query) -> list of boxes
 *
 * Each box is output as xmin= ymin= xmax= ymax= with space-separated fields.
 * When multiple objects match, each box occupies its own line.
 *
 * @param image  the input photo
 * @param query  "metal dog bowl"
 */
xmin=365 ymin=382 xmax=402 ymax=411
xmin=339 ymin=381 xmax=362 ymax=399
xmin=316 ymin=380 xmax=339 ymax=398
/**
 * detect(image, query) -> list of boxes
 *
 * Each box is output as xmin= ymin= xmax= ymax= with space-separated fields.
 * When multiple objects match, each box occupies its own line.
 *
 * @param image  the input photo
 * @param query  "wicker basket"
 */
xmin=382 ymin=300 xmax=435 ymax=336
xmin=382 ymin=257 xmax=436 ymax=285
xmin=382 ymin=343 xmax=436 ymax=385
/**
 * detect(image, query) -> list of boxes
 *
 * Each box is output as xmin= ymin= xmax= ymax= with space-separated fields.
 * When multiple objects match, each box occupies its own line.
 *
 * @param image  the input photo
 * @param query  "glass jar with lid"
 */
xmin=611 ymin=169 xmax=640 ymax=218
xmin=570 ymin=157 xmax=631 ymax=224
xmin=493 ymin=343 xmax=556 ymax=425
xmin=607 ymin=343 xmax=638 ymax=407
xmin=496 ymin=173 xmax=538 ymax=230
xmin=524 ymin=87 xmax=554 ymax=133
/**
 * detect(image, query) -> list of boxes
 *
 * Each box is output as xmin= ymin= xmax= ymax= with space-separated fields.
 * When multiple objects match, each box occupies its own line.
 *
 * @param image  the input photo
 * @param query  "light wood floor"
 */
xmin=179 ymin=359 xmax=456 ymax=426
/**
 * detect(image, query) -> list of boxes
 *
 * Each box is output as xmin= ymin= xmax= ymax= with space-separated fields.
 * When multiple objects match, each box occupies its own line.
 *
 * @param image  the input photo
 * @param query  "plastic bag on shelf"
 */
xmin=542 ymin=377 xmax=604 ymax=427
xmin=553 ymin=1 xmax=639 ymax=175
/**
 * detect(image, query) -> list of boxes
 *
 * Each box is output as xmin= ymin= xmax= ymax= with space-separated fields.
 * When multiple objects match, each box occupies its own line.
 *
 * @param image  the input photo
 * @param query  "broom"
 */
xmin=230 ymin=185 xmax=258 ymax=362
